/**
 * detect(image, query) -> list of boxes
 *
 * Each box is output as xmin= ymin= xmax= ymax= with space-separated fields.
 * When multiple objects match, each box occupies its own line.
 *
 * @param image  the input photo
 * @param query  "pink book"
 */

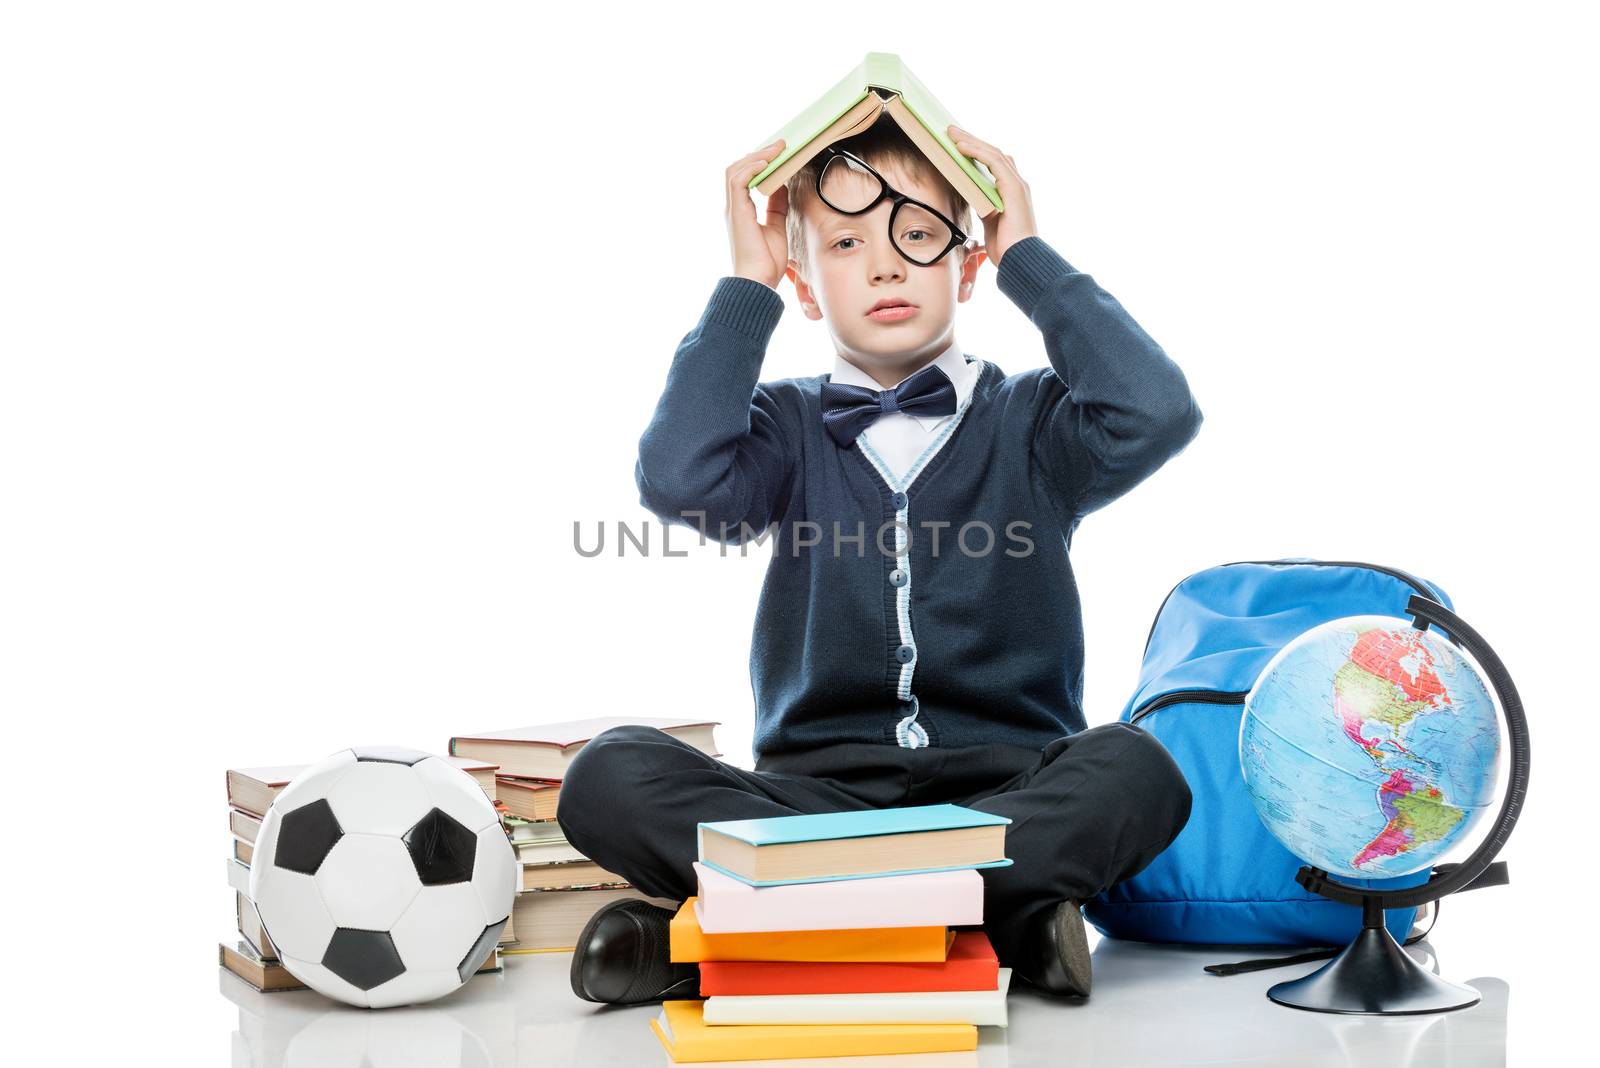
xmin=692 ymin=861 xmax=985 ymax=933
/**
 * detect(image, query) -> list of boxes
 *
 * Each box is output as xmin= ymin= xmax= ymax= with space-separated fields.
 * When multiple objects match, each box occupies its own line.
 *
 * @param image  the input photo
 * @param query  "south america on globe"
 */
xmin=1239 ymin=615 xmax=1500 ymax=880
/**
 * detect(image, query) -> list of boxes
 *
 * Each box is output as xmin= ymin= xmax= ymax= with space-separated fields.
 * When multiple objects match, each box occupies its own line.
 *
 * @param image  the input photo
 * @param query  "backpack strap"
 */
xmin=1201 ymin=861 xmax=1507 ymax=977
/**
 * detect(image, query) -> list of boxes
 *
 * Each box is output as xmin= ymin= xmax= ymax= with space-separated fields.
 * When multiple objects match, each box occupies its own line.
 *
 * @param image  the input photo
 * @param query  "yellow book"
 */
xmin=669 ymin=897 xmax=954 ymax=963
xmin=650 ymin=999 xmax=976 ymax=1062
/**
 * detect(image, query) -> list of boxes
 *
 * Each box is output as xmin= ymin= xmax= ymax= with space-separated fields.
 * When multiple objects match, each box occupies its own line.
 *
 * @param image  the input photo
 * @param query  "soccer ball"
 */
xmin=249 ymin=746 xmax=517 ymax=1009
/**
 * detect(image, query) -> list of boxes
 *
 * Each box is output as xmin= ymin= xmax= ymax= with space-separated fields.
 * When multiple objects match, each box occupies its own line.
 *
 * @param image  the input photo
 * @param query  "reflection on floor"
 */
xmin=222 ymin=935 xmax=1509 ymax=1067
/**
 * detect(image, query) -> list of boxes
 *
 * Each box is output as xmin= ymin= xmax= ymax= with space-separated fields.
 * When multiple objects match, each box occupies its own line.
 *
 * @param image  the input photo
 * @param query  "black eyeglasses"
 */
xmin=815 ymin=146 xmax=969 ymax=267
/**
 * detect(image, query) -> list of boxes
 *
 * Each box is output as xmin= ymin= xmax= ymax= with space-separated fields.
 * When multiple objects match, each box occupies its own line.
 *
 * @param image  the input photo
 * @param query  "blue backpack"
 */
xmin=1084 ymin=558 xmax=1503 ymax=967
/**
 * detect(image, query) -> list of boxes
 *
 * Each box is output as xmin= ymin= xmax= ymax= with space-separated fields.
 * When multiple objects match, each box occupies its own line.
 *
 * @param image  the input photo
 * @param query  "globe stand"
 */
xmin=1264 ymin=595 xmax=1530 ymax=1017
xmin=1267 ymin=894 xmax=1479 ymax=1013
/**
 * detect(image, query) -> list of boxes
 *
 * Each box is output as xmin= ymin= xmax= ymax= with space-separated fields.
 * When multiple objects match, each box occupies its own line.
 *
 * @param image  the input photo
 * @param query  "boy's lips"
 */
xmin=867 ymin=305 xmax=919 ymax=322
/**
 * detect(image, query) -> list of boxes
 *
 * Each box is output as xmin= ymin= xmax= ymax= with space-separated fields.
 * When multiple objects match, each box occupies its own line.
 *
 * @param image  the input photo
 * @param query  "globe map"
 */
xmin=1239 ymin=616 xmax=1501 ymax=880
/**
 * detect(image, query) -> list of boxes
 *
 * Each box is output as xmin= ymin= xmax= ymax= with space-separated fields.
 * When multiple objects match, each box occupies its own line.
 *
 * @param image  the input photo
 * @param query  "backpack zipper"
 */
xmin=1140 ymin=559 xmax=1444 ymax=657
xmin=1130 ymin=688 xmax=1250 ymax=725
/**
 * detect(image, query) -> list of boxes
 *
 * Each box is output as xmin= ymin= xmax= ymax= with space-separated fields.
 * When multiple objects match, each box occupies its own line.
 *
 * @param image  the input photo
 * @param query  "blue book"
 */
xmin=696 ymin=803 xmax=1013 ymax=888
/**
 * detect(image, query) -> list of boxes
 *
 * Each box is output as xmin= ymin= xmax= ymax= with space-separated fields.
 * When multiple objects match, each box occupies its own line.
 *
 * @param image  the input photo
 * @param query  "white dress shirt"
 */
xmin=829 ymin=339 xmax=981 ymax=483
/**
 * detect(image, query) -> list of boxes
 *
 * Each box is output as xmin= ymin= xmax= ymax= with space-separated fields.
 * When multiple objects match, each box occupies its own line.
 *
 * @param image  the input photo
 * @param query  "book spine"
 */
xmin=698 ymin=856 xmax=1012 ymax=888
xmin=696 ymin=875 xmax=983 ymax=933
xmin=698 ymin=958 xmax=998 ymax=997
xmin=702 ymin=989 xmax=1007 ymax=1027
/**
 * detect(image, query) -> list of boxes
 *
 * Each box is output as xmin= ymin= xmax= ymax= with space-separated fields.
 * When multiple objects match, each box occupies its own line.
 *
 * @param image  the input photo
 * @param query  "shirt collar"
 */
xmin=829 ymin=339 xmax=978 ymax=432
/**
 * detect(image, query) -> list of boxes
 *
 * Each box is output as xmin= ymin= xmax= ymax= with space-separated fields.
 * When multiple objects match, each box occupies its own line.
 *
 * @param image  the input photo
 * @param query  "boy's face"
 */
xmin=786 ymin=162 xmax=987 ymax=385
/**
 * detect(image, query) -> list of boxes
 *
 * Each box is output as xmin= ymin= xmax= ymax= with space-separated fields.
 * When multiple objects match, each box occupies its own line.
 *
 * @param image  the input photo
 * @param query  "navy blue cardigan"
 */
xmin=635 ymin=235 xmax=1203 ymax=762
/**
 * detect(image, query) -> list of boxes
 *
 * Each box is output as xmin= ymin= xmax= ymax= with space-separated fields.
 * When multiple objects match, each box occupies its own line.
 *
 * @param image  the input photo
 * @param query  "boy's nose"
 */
xmin=870 ymin=248 xmax=907 ymax=282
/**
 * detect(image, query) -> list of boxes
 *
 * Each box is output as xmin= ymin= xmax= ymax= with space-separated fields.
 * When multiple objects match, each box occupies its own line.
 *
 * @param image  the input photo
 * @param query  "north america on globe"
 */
xmin=1334 ymin=628 xmax=1465 ymax=869
xmin=1239 ymin=615 xmax=1499 ymax=880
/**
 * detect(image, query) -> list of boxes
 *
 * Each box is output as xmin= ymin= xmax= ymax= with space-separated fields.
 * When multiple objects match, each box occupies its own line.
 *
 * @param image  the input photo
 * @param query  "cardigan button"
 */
xmin=891 ymin=491 xmax=908 ymax=510
xmin=889 ymin=568 xmax=907 ymax=587
xmin=895 ymin=644 xmax=915 ymax=664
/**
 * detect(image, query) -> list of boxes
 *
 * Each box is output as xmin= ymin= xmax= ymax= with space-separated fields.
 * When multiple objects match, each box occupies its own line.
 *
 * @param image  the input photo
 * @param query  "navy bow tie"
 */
xmin=820 ymin=363 xmax=957 ymax=448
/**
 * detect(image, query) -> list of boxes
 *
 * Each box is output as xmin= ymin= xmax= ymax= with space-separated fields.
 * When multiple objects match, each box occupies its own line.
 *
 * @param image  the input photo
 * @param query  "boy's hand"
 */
xmin=948 ymin=125 xmax=1038 ymax=267
xmin=726 ymin=139 xmax=789 ymax=290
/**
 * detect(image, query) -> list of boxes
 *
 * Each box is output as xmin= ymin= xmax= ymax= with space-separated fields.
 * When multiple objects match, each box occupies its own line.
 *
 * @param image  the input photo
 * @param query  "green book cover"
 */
xmin=749 ymin=52 xmax=1002 ymax=213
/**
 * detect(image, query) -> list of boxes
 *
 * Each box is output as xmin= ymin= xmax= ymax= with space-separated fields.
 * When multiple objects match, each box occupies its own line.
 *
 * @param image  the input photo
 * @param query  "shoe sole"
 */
xmin=1052 ymin=900 xmax=1092 ymax=997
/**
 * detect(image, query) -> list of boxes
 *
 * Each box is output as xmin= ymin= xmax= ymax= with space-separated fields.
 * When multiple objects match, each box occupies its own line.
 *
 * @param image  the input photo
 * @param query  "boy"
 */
xmin=558 ymin=117 xmax=1202 ymax=1005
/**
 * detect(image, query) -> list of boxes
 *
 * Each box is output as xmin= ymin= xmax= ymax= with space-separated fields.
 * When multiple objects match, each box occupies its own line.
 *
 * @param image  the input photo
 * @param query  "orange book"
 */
xmin=698 ymin=928 xmax=999 ymax=995
xmin=668 ymin=897 xmax=953 ymax=963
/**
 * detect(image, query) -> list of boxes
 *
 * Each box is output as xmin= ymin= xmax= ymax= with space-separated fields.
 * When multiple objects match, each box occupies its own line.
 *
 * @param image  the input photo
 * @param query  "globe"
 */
xmin=1239 ymin=615 xmax=1501 ymax=880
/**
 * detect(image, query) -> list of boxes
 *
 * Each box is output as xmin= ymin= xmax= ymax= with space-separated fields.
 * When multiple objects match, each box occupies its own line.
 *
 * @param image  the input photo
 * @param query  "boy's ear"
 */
xmin=787 ymin=258 xmax=824 ymax=321
xmin=957 ymin=242 xmax=988 ymax=302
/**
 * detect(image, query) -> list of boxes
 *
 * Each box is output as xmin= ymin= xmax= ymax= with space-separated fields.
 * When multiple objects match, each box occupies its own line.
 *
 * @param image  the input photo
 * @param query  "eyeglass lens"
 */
xmin=818 ymin=154 xmax=955 ymax=266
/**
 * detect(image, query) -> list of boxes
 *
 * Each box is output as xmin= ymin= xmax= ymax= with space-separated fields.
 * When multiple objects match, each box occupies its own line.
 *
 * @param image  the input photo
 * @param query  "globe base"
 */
xmin=1267 ymin=925 xmax=1480 ymax=1015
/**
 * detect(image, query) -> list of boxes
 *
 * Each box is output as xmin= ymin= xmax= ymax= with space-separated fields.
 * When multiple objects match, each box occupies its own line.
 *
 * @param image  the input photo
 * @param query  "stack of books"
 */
xmin=448 ymin=716 xmax=722 ymax=953
xmin=653 ymin=804 xmax=1013 ymax=1062
xmin=218 ymin=755 xmax=507 ymax=992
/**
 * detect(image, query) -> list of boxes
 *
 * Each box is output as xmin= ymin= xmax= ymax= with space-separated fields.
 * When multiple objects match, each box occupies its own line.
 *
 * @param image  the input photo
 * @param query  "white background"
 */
xmin=3 ymin=2 xmax=1594 ymax=1061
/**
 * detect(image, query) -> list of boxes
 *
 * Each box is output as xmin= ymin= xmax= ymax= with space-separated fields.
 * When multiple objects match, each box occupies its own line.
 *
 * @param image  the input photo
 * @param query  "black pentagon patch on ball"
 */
xmin=402 ymin=807 xmax=477 ymax=885
xmin=322 ymin=927 xmax=406 ymax=991
xmin=274 ymin=798 xmax=343 ymax=875
xmin=351 ymin=745 xmax=431 ymax=765
xmin=457 ymin=918 xmax=507 ymax=982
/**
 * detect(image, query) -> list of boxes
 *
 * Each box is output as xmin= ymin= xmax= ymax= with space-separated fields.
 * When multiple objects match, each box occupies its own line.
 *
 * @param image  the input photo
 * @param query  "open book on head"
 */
xmin=748 ymin=51 xmax=1003 ymax=220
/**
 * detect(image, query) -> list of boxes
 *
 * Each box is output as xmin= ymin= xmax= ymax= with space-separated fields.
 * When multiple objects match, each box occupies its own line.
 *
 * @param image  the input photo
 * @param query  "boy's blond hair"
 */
xmin=785 ymin=116 xmax=973 ymax=283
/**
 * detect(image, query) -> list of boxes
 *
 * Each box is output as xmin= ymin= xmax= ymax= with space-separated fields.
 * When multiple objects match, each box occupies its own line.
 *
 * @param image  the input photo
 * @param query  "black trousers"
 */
xmin=555 ymin=722 xmax=1192 ymax=969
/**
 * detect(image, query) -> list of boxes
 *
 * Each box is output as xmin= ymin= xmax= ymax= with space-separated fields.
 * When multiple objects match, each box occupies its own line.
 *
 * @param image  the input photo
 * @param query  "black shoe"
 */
xmin=1015 ymin=899 xmax=1092 ymax=998
xmin=570 ymin=898 xmax=700 ymax=1005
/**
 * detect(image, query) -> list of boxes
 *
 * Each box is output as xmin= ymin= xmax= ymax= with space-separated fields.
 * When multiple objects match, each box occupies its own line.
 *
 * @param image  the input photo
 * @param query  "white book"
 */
xmin=702 ymin=968 xmax=1011 ymax=1027
xmin=514 ymin=839 xmax=587 ymax=865
xmin=226 ymin=857 xmax=250 ymax=895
